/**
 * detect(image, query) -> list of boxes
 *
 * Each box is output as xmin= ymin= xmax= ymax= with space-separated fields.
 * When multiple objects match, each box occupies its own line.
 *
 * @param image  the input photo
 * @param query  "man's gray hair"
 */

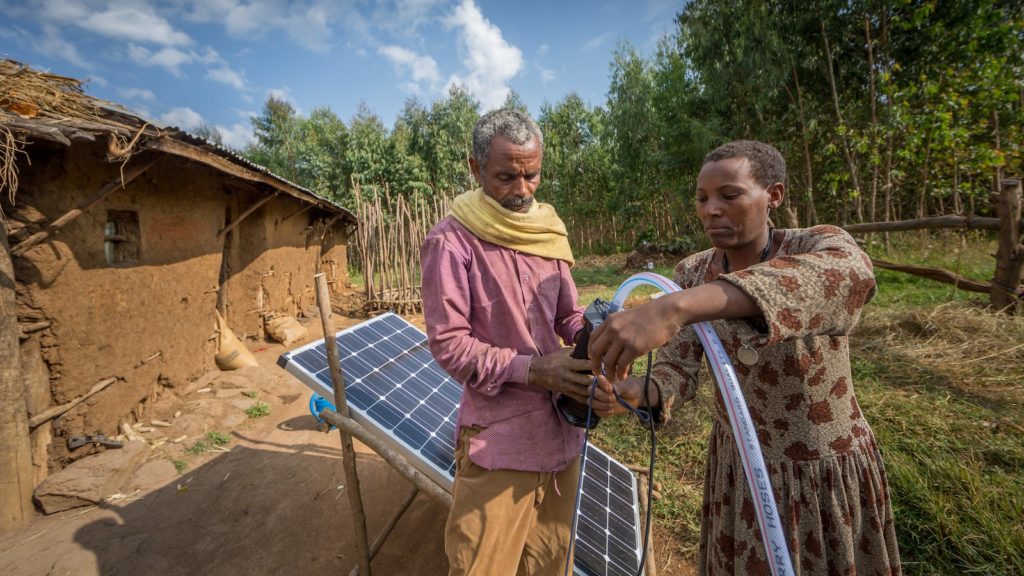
xmin=472 ymin=108 xmax=543 ymax=168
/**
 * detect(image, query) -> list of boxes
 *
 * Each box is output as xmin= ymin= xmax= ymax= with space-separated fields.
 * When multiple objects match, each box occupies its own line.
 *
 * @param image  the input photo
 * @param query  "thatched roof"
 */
xmin=0 ymin=59 xmax=355 ymax=224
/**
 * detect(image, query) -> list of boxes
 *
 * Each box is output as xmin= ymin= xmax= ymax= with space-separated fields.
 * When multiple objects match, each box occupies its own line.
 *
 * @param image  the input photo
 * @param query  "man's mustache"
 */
xmin=502 ymin=196 xmax=534 ymax=210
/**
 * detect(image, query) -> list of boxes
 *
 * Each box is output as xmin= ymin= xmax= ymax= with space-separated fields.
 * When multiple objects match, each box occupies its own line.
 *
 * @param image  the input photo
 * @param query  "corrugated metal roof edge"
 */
xmin=161 ymin=127 xmax=357 ymax=224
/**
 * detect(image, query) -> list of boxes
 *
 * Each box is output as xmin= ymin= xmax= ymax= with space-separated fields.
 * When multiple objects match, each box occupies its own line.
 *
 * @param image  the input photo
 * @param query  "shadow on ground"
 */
xmin=67 ymin=436 xmax=447 ymax=575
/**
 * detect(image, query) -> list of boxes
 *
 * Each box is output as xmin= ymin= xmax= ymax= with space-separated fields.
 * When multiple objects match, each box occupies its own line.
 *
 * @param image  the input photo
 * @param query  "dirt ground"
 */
xmin=1 ymin=312 xmax=693 ymax=576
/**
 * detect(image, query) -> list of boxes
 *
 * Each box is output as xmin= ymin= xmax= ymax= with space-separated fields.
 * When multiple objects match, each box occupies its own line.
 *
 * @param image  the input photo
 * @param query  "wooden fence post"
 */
xmin=0 ymin=220 xmax=33 ymax=534
xmin=315 ymin=274 xmax=373 ymax=575
xmin=991 ymin=178 xmax=1023 ymax=314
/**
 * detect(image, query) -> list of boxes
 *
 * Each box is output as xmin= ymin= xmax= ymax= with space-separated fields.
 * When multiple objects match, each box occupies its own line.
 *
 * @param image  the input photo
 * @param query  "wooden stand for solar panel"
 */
xmin=315 ymin=274 xmax=452 ymax=576
xmin=300 ymin=274 xmax=646 ymax=576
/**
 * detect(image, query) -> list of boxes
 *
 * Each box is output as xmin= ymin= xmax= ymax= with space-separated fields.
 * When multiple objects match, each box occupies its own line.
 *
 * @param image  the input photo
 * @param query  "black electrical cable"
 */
xmin=563 ymin=352 xmax=657 ymax=576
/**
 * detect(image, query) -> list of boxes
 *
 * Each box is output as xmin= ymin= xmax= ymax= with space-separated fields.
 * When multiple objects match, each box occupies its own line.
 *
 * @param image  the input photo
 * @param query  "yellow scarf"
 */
xmin=449 ymin=188 xmax=575 ymax=266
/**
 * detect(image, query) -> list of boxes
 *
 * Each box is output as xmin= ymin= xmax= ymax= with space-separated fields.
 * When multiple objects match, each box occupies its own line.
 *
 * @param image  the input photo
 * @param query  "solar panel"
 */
xmin=277 ymin=313 xmax=642 ymax=576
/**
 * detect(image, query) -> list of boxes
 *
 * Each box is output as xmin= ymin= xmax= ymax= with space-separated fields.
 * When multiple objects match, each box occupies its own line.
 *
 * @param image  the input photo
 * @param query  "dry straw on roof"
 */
xmin=0 ymin=59 xmax=127 ymax=217
xmin=0 ymin=59 xmax=102 ymax=122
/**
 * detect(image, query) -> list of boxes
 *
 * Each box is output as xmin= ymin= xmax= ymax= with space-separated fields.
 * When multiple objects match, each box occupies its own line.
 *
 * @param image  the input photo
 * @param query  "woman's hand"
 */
xmin=588 ymin=294 xmax=686 ymax=381
xmin=588 ymin=281 xmax=762 ymax=381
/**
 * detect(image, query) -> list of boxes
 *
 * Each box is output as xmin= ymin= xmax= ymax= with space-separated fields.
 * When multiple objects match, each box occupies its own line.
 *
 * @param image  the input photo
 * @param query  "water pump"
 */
xmin=556 ymin=298 xmax=611 ymax=429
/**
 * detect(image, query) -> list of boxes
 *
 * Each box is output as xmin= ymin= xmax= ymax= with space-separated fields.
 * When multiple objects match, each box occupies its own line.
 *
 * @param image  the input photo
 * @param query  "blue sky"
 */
xmin=0 ymin=1 xmax=682 ymax=148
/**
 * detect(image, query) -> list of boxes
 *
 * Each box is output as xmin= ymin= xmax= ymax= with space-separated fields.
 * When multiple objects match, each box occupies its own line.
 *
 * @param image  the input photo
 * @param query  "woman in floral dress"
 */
xmin=590 ymin=141 xmax=901 ymax=575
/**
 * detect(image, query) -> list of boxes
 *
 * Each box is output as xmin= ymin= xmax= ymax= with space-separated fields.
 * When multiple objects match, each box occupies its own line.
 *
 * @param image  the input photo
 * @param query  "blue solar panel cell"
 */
xmin=277 ymin=313 xmax=640 ymax=576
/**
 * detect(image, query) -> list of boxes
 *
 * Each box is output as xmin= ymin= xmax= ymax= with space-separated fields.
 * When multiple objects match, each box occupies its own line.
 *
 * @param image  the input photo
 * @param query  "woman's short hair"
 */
xmin=703 ymin=140 xmax=786 ymax=188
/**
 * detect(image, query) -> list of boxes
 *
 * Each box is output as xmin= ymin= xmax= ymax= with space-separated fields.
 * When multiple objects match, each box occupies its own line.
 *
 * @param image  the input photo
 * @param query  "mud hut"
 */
xmin=0 ymin=61 xmax=356 ymax=532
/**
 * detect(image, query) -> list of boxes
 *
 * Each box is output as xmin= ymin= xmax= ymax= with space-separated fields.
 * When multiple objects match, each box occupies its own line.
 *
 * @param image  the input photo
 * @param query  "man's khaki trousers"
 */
xmin=445 ymin=427 xmax=581 ymax=576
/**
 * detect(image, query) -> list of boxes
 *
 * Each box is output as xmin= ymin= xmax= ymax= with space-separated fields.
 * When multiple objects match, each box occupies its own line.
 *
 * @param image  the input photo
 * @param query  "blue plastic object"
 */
xmin=308 ymin=392 xmax=337 ymax=430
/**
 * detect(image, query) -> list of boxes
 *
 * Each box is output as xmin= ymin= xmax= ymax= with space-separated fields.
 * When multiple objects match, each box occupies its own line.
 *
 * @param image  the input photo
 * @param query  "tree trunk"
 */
xmin=1 ymin=220 xmax=33 ymax=534
xmin=993 ymin=110 xmax=1003 ymax=194
xmin=790 ymin=66 xmax=818 ymax=226
xmin=822 ymin=19 xmax=863 ymax=222
xmin=991 ymin=178 xmax=1023 ymax=314
xmin=883 ymin=132 xmax=894 ymax=251
xmin=918 ymin=132 xmax=932 ymax=220
xmin=865 ymin=13 xmax=880 ymax=224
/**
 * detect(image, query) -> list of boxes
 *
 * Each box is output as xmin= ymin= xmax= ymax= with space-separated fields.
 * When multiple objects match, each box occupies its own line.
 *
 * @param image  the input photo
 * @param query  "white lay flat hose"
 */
xmin=609 ymin=272 xmax=794 ymax=576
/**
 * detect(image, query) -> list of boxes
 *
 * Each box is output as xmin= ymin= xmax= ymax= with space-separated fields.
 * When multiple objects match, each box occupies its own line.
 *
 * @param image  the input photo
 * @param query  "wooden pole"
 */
xmin=841 ymin=214 xmax=1013 ymax=234
xmin=28 ymin=377 xmax=118 ymax=428
xmin=870 ymin=259 xmax=992 ymax=294
xmin=319 ymin=410 xmax=453 ymax=507
xmin=991 ymin=178 xmax=1023 ymax=313
xmin=1 ymin=219 xmax=33 ymax=535
xmin=636 ymin=473 xmax=658 ymax=576
xmin=11 ymin=156 xmax=159 ymax=256
xmin=315 ymin=274 xmax=373 ymax=576
xmin=346 ymin=488 xmax=420 ymax=576
xmin=217 ymin=193 xmax=276 ymax=239
xmin=280 ymin=203 xmax=315 ymax=224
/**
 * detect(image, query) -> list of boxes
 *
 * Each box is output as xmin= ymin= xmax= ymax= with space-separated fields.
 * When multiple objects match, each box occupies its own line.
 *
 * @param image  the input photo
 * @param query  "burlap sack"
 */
xmin=215 ymin=311 xmax=258 ymax=370
xmin=265 ymin=315 xmax=307 ymax=347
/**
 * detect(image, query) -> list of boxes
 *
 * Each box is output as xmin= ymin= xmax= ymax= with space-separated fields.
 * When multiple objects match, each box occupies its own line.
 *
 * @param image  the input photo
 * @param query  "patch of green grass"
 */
xmin=172 ymin=459 xmax=187 ymax=474
xmin=207 ymin=431 xmax=231 ymax=445
xmin=854 ymin=361 xmax=1024 ymax=575
xmin=591 ymin=374 xmax=715 ymax=559
xmin=242 ymin=390 xmax=258 ymax=399
xmin=864 ymin=232 xmax=997 ymax=309
xmin=572 ymin=261 xmax=678 ymax=307
xmin=245 ymin=401 xmax=271 ymax=419
xmin=185 ymin=431 xmax=232 ymax=456
xmin=348 ymin=269 xmax=365 ymax=290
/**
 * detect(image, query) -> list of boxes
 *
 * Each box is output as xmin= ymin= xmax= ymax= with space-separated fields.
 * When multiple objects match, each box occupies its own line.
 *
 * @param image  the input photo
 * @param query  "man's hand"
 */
xmin=527 ymin=347 xmax=593 ymax=403
xmin=591 ymin=376 xmax=659 ymax=418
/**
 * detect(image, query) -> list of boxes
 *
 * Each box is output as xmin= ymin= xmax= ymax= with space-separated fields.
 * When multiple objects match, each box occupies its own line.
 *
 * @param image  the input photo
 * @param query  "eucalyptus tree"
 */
xmin=345 ymin=103 xmax=391 ymax=195
xmin=424 ymin=85 xmax=480 ymax=193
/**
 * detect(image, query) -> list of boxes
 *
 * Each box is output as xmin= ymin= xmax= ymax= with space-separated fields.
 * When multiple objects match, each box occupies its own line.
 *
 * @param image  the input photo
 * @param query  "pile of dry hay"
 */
xmin=854 ymin=301 xmax=1024 ymax=401
xmin=0 ymin=59 xmax=108 ymax=215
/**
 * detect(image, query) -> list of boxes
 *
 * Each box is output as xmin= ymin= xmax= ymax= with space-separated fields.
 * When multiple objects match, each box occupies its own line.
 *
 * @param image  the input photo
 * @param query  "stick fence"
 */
xmin=353 ymin=185 xmax=451 ymax=314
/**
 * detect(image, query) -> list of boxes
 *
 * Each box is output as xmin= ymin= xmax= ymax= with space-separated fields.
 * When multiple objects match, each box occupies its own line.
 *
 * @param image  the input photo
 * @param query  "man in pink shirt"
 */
xmin=421 ymin=108 xmax=592 ymax=576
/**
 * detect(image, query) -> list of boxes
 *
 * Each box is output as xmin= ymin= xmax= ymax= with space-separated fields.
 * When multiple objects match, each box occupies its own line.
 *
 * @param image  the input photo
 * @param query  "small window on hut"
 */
xmin=104 ymin=210 xmax=140 ymax=265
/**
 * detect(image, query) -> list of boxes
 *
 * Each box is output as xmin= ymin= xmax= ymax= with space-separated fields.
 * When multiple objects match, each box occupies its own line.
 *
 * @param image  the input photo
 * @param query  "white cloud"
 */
xmin=83 ymin=8 xmax=191 ymax=45
xmin=444 ymin=0 xmax=523 ymax=111
xmin=233 ymin=108 xmax=258 ymax=120
xmin=379 ymin=45 xmax=441 ymax=92
xmin=87 ymin=74 xmax=108 ymax=87
xmin=216 ymin=122 xmax=253 ymax=149
xmin=158 ymin=106 xmax=204 ymax=129
xmin=534 ymin=63 xmax=555 ymax=85
xmin=38 ymin=0 xmax=90 ymax=23
xmin=126 ymin=43 xmax=247 ymax=91
xmin=206 ymin=64 xmax=247 ymax=90
xmin=40 ymin=0 xmax=191 ymax=46
xmin=372 ymin=0 xmax=445 ymax=36
xmin=583 ymin=33 xmax=612 ymax=51
xmin=0 ymin=24 xmax=92 ymax=69
xmin=128 ymin=105 xmax=152 ymax=119
xmin=187 ymin=0 xmax=334 ymax=53
xmin=119 ymin=87 xmax=156 ymax=101
xmin=128 ymin=44 xmax=194 ymax=77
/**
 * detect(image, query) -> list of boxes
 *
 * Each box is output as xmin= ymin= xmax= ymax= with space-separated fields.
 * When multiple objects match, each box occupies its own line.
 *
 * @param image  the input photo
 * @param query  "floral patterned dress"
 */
xmin=651 ymin=225 xmax=901 ymax=576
